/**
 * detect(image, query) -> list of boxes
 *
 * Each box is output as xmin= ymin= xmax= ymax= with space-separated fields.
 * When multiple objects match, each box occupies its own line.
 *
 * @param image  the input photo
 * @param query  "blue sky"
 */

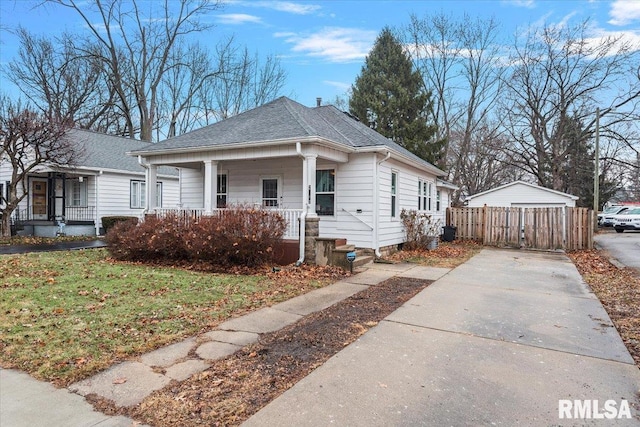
xmin=1 ymin=0 xmax=639 ymax=108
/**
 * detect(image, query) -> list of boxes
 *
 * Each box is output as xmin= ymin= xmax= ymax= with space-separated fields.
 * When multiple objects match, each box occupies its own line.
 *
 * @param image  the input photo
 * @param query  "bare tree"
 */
xmin=0 ymin=97 xmax=78 ymax=237
xmin=46 ymin=0 xmax=223 ymax=141
xmin=203 ymin=41 xmax=287 ymax=123
xmin=4 ymin=28 xmax=120 ymax=132
xmin=501 ymin=19 xmax=640 ymax=196
xmin=404 ymin=13 xmax=509 ymax=201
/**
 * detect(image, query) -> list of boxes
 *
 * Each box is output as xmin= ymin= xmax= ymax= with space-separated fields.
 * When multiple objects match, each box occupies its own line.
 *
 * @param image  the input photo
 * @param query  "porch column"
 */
xmin=203 ymin=160 xmax=218 ymax=214
xmin=307 ymin=155 xmax=318 ymax=218
xmin=147 ymin=164 xmax=158 ymax=212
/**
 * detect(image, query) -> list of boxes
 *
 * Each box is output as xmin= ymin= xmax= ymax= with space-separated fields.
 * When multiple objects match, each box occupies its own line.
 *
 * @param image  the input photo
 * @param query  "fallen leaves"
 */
xmin=568 ymin=249 xmax=640 ymax=367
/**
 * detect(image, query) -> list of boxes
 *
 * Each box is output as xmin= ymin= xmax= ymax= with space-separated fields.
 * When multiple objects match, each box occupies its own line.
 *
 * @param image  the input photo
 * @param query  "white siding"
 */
xmin=376 ymin=159 xmax=441 ymax=249
xmin=96 ymin=172 xmax=179 ymax=228
xmin=466 ymin=182 xmax=577 ymax=208
xmin=180 ymin=167 xmax=204 ymax=208
xmin=318 ymin=154 xmax=375 ymax=248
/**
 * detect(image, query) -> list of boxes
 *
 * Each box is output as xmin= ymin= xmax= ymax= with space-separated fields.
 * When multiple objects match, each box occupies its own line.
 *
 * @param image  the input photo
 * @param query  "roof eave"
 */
xmin=128 ymin=136 xmax=355 ymax=158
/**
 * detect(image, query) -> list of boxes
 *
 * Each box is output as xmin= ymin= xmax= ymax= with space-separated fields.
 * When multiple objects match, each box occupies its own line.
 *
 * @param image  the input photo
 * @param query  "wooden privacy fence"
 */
xmin=447 ymin=206 xmax=593 ymax=251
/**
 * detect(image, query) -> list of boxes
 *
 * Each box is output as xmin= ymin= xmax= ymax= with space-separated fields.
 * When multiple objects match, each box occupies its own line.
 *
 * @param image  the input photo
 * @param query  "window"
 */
xmin=261 ymin=178 xmax=278 ymax=207
xmin=418 ymin=180 xmax=428 ymax=210
xmin=316 ymin=169 xmax=335 ymax=216
xmin=66 ymin=179 xmax=87 ymax=207
xmin=217 ymin=174 xmax=227 ymax=208
xmin=436 ymin=190 xmax=441 ymax=212
xmin=391 ymin=171 xmax=398 ymax=218
xmin=0 ymin=182 xmax=4 ymax=205
xmin=130 ymin=180 xmax=162 ymax=209
xmin=428 ymin=182 xmax=433 ymax=211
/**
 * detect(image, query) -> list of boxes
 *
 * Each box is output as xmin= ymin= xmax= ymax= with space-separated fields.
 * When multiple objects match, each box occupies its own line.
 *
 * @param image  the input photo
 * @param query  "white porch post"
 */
xmin=203 ymin=160 xmax=218 ymax=214
xmin=146 ymin=164 xmax=158 ymax=212
xmin=307 ymin=155 xmax=318 ymax=218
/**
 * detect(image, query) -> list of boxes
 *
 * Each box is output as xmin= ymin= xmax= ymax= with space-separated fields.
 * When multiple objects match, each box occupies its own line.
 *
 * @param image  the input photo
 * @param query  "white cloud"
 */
xmin=502 ymin=0 xmax=536 ymax=9
xmin=608 ymin=0 xmax=640 ymax=26
xmin=216 ymin=13 xmax=263 ymax=25
xmin=275 ymin=27 xmax=377 ymax=63
xmin=227 ymin=1 xmax=321 ymax=15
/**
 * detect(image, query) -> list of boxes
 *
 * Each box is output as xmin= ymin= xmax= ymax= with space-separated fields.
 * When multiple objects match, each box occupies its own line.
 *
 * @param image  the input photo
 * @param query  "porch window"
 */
xmin=316 ymin=169 xmax=335 ymax=216
xmin=418 ymin=180 xmax=428 ymax=210
xmin=391 ymin=171 xmax=398 ymax=218
xmin=130 ymin=180 xmax=162 ymax=209
xmin=66 ymin=179 xmax=87 ymax=207
xmin=428 ymin=182 xmax=433 ymax=211
xmin=261 ymin=178 xmax=278 ymax=207
xmin=217 ymin=173 xmax=227 ymax=208
xmin=436 ymin=190 xmax=441 ymax=211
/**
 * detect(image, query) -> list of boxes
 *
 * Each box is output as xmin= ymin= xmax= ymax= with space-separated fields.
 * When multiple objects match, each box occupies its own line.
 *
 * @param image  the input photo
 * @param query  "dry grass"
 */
xmin=567 ymin=250 xmax=640 ymax=367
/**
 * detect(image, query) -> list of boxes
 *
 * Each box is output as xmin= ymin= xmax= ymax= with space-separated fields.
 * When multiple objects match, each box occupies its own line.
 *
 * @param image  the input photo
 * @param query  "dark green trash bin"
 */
xmin=442 ymin=225 xmax=456 ymax=242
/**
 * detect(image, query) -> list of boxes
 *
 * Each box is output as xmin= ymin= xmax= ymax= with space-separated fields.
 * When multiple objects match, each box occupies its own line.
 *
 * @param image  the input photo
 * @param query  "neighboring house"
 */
xmin=465 ymin=181 xmax=578 ymax=208
xmin=130 ymin=96 xmax=450 ymax=260
xmin=0 ymin=129 xmax=179 ymax=237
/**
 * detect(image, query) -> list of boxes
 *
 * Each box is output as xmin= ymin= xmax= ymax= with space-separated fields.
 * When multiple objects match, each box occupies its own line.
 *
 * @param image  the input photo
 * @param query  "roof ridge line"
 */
xmin=281 ymin=98 xmax=317 ymax=136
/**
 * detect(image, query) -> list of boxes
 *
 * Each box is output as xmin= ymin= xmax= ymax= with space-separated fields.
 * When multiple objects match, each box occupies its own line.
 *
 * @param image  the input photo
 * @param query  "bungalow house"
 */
xmin=465 ymin=181 xmax=578 ymax=208
xmin=129 ymin=96 xmax=452 ymax=263
xmin=0 ymin=129 xmax=179 ymax=237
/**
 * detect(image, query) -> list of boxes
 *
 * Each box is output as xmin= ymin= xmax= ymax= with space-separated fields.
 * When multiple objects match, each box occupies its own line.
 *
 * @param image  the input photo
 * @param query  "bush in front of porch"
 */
xmin=105 ymin=205 xmax=286 ymax=268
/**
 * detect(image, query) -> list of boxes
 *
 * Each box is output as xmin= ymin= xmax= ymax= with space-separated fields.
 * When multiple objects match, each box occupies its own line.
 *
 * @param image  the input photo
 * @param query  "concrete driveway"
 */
xmin=244 ymin=249 xmax=640 ymax=426
xmin=595 ymin=230 xmax=640 ymax=272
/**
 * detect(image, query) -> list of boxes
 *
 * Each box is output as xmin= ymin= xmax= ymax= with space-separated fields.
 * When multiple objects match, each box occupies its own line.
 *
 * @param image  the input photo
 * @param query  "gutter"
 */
xmin=373 ymin=150 xmax=391 ymax=258
xmin=295 ymin=142 xmax=307 ymax=266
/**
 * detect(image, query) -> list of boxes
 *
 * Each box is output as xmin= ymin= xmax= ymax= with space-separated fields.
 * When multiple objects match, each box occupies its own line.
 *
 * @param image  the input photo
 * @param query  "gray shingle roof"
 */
xmin=66 ymin=129 xmax=177 ymax=176
xmin=130 ymin=96 xmax=444 ymax=175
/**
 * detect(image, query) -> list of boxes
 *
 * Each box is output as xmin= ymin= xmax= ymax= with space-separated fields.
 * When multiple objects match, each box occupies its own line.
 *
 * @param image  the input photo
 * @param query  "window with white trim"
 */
xmin=261 ymin=178 xmax=279 ymax=207
xmin=66 ymin=179 xmax=88 ymax=207
xmin=217 ymin=174 xmax=227 ymax=208
xmin=418 ymin=180 xmax=428 ymax=210
xmin=436 ymin=190 xmax=441 ymax=212
xmin=428 ymin=182 xmax=433 ymax=211
xmin=391 ymin=171 xmax=398 ymax=218
xmin=316 ymin=169 xmax=335 ymax=216
xmin=130 ymin=180 xmax=162 ymax=209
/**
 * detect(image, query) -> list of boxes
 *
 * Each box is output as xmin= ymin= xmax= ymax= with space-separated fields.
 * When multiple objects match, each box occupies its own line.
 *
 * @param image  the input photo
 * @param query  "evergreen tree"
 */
xmin=349 ymin=27 xmax=444 ymax=165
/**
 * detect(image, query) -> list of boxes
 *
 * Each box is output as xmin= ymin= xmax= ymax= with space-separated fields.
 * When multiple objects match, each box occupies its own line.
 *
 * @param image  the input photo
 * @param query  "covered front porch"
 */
xmin=13 ymin=172 xmax=97 ymax=237
xmin=139 ymin=141 xmax=354 ymax=264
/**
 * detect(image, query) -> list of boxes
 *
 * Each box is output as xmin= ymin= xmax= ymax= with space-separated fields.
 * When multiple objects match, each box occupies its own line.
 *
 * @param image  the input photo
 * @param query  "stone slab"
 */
xmin=341 ymin=268 xmax=397 ymax=286
xmin=396 ymin=265 xmax=451 ymax=281
xmin=273 ymin=281 xmax=368 ymax=316
xmin=0 ymin=368 xmax=147 ymax=427
xmin=69 ymin=361 xmax=171 ymax=407
xmin=244 ymin=321 xmax=640 ymax=427
xmin=202 ymin=330 xmax=260 ymax=346
xmin=217 ymin=307 xmax=302 ymax=333
xmin=164 ymin=359 xmax=210 ymax=381
xmin=195 ymin=341 xmax=242 ymax=360
xmin=139 ymin=337 xmax=197 ymax=367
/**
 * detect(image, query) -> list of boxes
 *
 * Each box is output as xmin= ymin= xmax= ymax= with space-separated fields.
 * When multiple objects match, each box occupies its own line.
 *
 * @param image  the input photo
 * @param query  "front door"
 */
xmin=31 ymin=180 xmax=48 ymax=219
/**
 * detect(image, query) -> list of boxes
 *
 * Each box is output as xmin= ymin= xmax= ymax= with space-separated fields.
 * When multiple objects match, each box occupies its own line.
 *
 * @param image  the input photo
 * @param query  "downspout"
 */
xmin=373 ymin=150 xmax=391 ymax=258
xmin=295 ymin=142 xmax=307 ymax=266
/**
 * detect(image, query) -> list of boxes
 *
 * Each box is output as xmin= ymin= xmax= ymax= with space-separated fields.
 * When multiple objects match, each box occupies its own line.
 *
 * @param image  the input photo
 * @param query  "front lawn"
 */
xmin=0 ymin=249 xmax=342 ymax=386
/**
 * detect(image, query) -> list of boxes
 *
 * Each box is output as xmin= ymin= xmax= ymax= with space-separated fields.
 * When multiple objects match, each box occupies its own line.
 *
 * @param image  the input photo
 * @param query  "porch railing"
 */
xmin=152 ymin=207 xmax=302 ymax=240
xmin=64 ymin=206 xmax=96 ymax=222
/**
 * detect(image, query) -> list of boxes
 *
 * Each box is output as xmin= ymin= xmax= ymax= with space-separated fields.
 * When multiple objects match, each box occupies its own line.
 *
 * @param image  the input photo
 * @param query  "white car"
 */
xmin=612 ymin=208 xmax=640 ymax=233
xmin=599 ymin=205 xmax=633 ymax=227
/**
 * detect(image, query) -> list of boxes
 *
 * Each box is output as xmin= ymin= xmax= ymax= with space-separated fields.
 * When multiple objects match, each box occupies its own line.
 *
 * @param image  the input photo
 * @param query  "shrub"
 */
xmin=105 ymin=205 xmax=287 ymax=267
xmin=400 ymin=209 xmax=441 ymax=250
xmin=102 ymin=216 xmax=138 ymax=234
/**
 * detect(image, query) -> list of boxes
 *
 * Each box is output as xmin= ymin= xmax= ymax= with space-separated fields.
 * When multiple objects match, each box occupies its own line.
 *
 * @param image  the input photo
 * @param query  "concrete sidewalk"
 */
xmin=244 ymin=249 xmax=640 ymax=426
